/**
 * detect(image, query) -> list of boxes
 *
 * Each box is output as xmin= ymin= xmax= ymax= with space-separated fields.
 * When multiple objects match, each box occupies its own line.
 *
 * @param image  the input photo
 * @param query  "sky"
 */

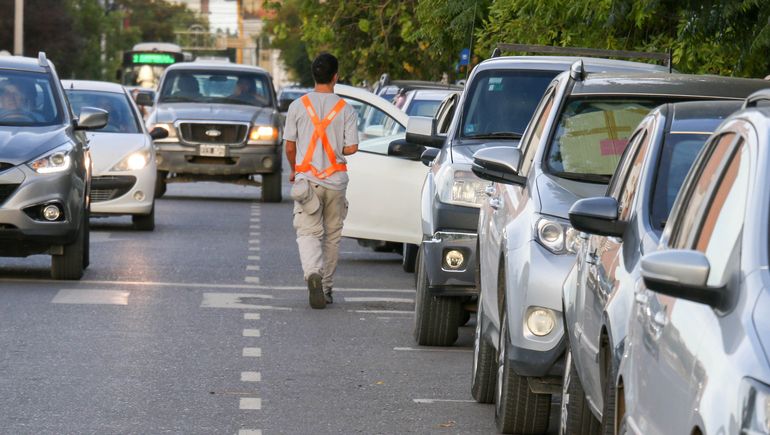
xmin=207 ymin=0 xmax=237 ymax=34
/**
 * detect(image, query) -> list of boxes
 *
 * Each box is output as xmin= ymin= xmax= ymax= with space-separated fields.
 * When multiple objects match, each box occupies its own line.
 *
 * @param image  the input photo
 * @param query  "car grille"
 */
xmin=0 ymin=184 xmax=20 ymax=206
xmin=178 ymin=122 xmax=249 ymax=145
xmin=91 ymin=175 xmax=137 ymax=203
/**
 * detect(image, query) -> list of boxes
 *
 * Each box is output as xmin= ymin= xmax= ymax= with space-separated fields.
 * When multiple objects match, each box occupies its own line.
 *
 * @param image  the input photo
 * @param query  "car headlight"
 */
xmin=27 ymin=145 xmax=73 ymax=174
xmin=534 ymin=215 xmax=579 ymax=255
xmin=741 ymin=378 xmax=770 ymax=434
xmin=111 ymin=148 xmax=151 ymax=171
xmin=437 ymin=169 xmax=488 ymax=208
xmin=248 ymin=125 xmax=278 ymax=143
xmin=149 ymin=122 xmax=176 ymax=140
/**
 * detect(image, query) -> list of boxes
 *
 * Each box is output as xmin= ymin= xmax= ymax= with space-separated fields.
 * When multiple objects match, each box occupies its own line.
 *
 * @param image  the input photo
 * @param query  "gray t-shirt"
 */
xmin=283 ymin=92 xmax=359 ymax=190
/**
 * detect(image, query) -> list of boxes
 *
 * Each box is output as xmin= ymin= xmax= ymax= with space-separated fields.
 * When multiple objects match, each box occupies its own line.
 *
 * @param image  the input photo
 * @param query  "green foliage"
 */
xmin=263 ymin=0 xmax=314 ymax=86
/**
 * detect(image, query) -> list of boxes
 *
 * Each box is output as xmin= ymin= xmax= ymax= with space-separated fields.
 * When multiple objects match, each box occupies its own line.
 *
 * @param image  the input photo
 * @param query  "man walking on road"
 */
xmin=283 ymin=53 xmax=359 ymax=309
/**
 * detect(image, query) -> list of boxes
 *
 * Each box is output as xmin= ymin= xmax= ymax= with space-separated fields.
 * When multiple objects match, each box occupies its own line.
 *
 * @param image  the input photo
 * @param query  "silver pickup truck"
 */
xmin=145 ymin=61 xmax=283 ymax=201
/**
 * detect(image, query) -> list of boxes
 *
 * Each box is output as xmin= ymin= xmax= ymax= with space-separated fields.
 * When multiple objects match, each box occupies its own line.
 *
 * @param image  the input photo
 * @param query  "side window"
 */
xmin=615 ymin=131 xmax=650 ymax=221
xmin=343 ymin=97 xmax=406 ymax=156
xmin=670 ymin=133 xmax=737 ymax=249
xmin=520 ymin=88 xmax=556 ymax=177
xmin=608 ymin=129 xmax=645 ymax=198
xmin=435 ymin=94 xmax=457 ymax=135
xmin=695 ymin=140 xmax=749 ymax=286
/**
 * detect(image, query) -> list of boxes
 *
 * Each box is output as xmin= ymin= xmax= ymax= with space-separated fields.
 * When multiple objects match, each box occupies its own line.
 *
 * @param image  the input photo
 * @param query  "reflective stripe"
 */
xmin=296 ymin=95 xmax=348 ymax=180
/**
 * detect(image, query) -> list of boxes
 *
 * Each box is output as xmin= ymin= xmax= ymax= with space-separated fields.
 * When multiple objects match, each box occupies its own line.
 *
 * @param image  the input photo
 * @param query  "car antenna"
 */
xmin=569 ymin=59 xmax=585 ymax=81
xmin=38 ymin=52 xmax=49 ymax=68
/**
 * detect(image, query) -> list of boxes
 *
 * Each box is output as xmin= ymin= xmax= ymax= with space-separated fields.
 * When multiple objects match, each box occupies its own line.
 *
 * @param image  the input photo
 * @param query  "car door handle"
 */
xmin=485 ymin=184 xmax=496 ymax=197
xmin=585 ymin=251 xmax=598 ymax=265
xmin=634 ymin=292 xmax=648 ymax=306
xmin=489 ymin=198 xmax=502 ymax=210
xmin=652 ymin=311 xmax=667 ymax=328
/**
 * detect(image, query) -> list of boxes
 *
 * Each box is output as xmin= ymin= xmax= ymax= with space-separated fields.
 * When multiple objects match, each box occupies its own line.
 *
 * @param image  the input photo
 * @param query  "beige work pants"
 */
xmin=293 ymin=183 xmax=348 ymax=293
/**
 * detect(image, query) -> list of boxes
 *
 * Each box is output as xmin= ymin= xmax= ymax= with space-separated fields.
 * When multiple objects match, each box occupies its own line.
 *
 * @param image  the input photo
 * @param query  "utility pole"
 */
xmin=14 ymin=0 xmax=24 ymax=56
xmin=236 ymin=0 xmax=243 ymax=64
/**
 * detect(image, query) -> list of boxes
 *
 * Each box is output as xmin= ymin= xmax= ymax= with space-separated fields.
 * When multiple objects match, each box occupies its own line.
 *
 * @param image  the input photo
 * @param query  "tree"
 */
xmin=263 ymin=0 xmax=314 ymax=86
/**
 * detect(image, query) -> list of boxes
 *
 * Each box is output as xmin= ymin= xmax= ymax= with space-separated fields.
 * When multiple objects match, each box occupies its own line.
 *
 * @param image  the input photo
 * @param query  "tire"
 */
xmin=460 ymin=309 xmax=471 ymax=326
xmin=82 ymin=207 xmax=90 ymax=269
xmin=262 ymin=171 xmax=282 ymax=202
xmin=51 ymin=211 xmax=86 ymax=280
xmin=413 ymin=245 xmax=462 ymax=346
xmin=155 ymin=171 xmax=167 ymax=198
xmin=402 ymin=243 xmax=418 ymax=273
xmin=560 ymin=350 xmax=601 ymax=435
xmin=495 ymin=310 xmax=551 ymax=434
xmin=471 ymin=292 xmax=497 ymax=403
xmin=600 ymin=349 xmax=619 ymax=434
xmin=133 ymin=205 xmax=155 ymax=231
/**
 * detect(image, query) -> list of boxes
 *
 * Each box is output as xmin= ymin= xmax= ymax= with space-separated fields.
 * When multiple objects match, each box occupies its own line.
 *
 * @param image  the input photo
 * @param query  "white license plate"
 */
xmin=199 ymin=145 xmax=226 ymax=157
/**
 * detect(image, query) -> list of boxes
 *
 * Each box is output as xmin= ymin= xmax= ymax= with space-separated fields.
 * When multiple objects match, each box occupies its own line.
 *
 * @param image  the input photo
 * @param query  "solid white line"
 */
xmin=246 ymin=265 xmax=260 ymax=271
xmin=413 ymin=399 xmax=476 ymax=404
xmin=393 ymin=347 xmax=472 ymax=353
xmin=244 ymin=313 xmax=261 ymax=320
xmin=239 ymin=398 xmax=261 ymax=410
xmin=343 ymin=297 xmax=414 ymax=303
xmin=347 ymin=309 xmax=414 ymax=315
xmin=241 ymin=371 xmax=261 ymax=382
xmin=243 ymin=347 xmax=262 ymax=357
xmin=243 ymin=329 xmax=260 ymax=337
xmin=245 ymin=277 xmax=260 ymax=283
xmin=238 ymin=430 xmax=262 ymax=435
xmin=249 ymin=239 xmax=260 ymax=244
xmin=249 ymin=232 xmax=260 ymax=237
xmin=248 ymin=255 xmax=261 ymax=261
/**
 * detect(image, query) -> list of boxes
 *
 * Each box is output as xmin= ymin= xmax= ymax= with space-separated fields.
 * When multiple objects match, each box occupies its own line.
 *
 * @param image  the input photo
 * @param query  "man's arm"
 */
xmin=342 ymin=144 xmax=358 ymax=156
xmin=285 ymin=140 xmax=297 ymax=182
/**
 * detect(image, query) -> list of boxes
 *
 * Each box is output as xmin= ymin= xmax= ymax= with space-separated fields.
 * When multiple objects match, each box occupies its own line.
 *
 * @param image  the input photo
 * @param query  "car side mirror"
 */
xmin=640 ymin=250 xmax=725 ymax=308
xmin=420 ymin=147 xmax=440 ymax=166
xmin=388 ymin=138 xmax=425 ymax=161
xmin=568 ymin=197 xmax=626 ymax=238
xmin=471 ymin=146 xmax=526 ymax=186
xmin=405 ymin=116 xmax=444 ymax=148
xmin=149 ymin=126 xmax=169 ymax=140
xmin=135 ymin=91 xmax=154 ymax=107
xmin=74 ymin=107 xmax=108 ymax=130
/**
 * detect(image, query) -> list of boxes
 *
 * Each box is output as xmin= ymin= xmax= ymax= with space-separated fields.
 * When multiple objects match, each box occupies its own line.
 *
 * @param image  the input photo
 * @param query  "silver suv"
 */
xmin=471 ymin=65 xmax=769 ymax=433
xmin=616 ymin=91 xmax=770 ymax=435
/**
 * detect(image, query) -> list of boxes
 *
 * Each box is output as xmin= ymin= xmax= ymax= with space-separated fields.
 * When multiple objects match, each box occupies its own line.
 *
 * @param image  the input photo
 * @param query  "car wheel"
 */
xmin=471 ymin=292 xmax=496 ymax=403
xmin=51 ymin=211 xmax=86 ymax=280
xmin=413 ymin=245 xmax=461 ymax=346
xmin=132 ymin=205 xmax=155 ymax=231
xmin=600 ymin=348 xmax=619 ymax=434
xmin=262 ymin=171 xmax=282 ymax=203
xmin=155 ymin=171 xmax=167 ymax=198
xmin=402 ymin=243 xmax=418 ymax=273
xmin=495 ymin=309 xmax=551 ymax=434
xmin=560 ymin=349 xmax=600 ymax=434
xmin=82 ymin=207 xmax=90 ymax=269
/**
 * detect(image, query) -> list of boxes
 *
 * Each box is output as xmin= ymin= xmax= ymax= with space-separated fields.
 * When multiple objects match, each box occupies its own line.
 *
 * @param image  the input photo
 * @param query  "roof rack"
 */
xmin=495 ymin=43 xmax=672 ymax=72
xmin=38 ymin=52 xmax=49 ymax=68
xmin=743 ymin=89 xmax=770 ymax=109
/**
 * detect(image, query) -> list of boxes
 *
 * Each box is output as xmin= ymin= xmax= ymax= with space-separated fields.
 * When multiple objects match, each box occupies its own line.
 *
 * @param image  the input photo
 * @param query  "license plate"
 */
xmin=199 ymin=144 xmax=226 ymax=157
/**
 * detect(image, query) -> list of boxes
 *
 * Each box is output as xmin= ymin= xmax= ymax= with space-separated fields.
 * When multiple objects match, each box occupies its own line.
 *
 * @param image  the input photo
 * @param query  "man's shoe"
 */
xmin=307 ymin=273 xmax=325 ymax=309
xmin=324 ymin=293 xmax=333 ymax=304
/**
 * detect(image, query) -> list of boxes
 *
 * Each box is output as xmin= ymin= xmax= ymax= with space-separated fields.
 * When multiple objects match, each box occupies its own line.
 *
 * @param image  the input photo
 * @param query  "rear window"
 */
xmin=406 ymin=99 xmax=441 ymax=117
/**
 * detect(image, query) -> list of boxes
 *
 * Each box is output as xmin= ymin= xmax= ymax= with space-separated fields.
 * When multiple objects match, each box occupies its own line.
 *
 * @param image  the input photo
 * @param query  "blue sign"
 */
xmin=459 ymin=48 xmax=470 ymax=66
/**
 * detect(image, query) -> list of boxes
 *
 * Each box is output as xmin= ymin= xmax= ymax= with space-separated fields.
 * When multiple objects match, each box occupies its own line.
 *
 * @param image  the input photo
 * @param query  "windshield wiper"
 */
xmin=464 ymin=131 xmax=523 ymax=139
xmin=160 ymin=96 xmax=195 ymax=103
xmin=552 ymin=171 xmax=612 ymax=184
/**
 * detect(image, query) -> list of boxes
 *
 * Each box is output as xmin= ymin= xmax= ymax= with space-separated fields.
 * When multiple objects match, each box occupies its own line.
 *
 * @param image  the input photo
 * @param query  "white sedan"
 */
xmin=63 ymin=80 xmax=165 ymax=230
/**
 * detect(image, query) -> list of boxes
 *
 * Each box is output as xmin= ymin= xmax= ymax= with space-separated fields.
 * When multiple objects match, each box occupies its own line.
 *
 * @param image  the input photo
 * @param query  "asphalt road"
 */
xmin=0 ymin=179 xmax=512 ymax=434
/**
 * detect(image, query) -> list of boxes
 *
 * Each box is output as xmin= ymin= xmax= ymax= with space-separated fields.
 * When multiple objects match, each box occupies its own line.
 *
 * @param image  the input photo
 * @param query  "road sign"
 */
xmin=459 ymin=48 xmax=470 ymax=66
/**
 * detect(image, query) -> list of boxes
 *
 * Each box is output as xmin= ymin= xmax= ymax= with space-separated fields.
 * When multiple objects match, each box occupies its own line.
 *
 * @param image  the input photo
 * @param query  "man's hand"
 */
xmin=289 ymin=169 xmax=296 ymax=183
xmin=342 ymin=144 xmax=358 ymax=156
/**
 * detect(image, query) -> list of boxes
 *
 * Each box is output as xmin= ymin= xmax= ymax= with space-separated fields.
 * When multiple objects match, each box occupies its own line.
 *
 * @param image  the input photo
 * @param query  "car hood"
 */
xmin=153 ymin=103 xmax=274 ymax=125
xmin=86 ymin=132 xmax=149 ymax=175
xmin=535 ymin=172 xmax=607 ymax=218
xmin=0 ymin=125 xmax=71 ymax=166
xmin=450 ymin=139 xmax=521 ymax=165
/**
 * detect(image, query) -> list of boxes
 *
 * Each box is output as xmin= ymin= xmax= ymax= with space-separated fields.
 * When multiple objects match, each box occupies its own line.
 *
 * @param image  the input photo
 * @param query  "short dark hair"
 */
xmin=311 ymin=53 xmax=338 ymax=84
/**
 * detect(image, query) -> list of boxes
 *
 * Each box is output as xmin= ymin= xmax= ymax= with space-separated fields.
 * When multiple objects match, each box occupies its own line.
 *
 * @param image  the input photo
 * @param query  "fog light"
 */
xmin=42 ymin=204 xmax=61 ymax=221
xmin=444 ymin=249 xmax=465 ymax=269
xmin=526 ymin=307 xmax=556 ymax=336
xmin=133 ymin=191 xmax=145 ymax=201
xmin=262 ymin=156 xmax=274 ymax=169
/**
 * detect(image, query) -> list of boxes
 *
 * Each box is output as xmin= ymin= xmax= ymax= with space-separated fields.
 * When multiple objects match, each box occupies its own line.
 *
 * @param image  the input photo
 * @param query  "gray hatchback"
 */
xmin=0 ymin=54 xmax=107 ymax=279
xmin=617 ymin=91 xmax=770 ymax=434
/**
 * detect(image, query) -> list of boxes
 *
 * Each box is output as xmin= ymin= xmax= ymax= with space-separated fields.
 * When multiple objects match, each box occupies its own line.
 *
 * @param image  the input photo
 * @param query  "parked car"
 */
xmin=403 ymin=56 xmax=669 ymax=348
xmin=146 ymin=62 xmax=284 ymax=201
xmin=616 ymin=90 xmax=770 ymax=435
xmin=277 ymin=86 xmax=312 ymax=112
xmin=471 ymin=66 xmax=770 ymax=434
xmin=399 ymin=89 xmax=459 ymax=117
xmin=561 ymin=100 xmax=743 ymax=433
xmin=63 ymin=80 xmax=168 ymax=230
xmin=0 ymin=53 xmax=107 ymax=279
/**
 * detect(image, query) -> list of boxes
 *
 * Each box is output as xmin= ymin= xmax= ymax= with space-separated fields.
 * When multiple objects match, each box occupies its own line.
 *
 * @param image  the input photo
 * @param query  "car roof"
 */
xmin=407 ymin=89 xmax=459 ymax=101
xmin=61 ymin=80 xmax=127 ymax=94
xmin=165 ymin=61 xmax=269 ymax=74
xmin=666 ymin=100 xmax=744 ymax=133
xmin=0 ymin=55 xmax=50 ymax=73
xmin=475 ymin=55 xmax=670 ymax=74
xmin=572 ymin=72 xmax=770 ymax=99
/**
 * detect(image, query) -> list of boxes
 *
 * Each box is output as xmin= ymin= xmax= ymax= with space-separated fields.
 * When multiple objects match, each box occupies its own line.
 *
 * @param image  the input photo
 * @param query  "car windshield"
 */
xmin=460 ymin=70 xmax=558 ymax=140
xmin=406 ymin=99 xmax=442 ymax=117
xmin=0 ymin=70 xmax=62 ymax=126
xmin=158 ymin=70 xmax=273 ymax=107
xmin=546 ymin=99 xmax=662 ymax=183
xmin=65 ymin=90 xmax=141 ymax=134
xmin=649 ymin=133 xmax=710 ymax=230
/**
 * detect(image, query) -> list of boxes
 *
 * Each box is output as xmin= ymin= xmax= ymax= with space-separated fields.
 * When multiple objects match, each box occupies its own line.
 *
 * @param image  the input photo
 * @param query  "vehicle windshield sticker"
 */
xmin=488 ymin=77 xmax=503 ymax=92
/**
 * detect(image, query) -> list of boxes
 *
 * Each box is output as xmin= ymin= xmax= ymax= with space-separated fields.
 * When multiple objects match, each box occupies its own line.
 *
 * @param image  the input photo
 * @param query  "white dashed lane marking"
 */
xmin=393 ymin=346 xmax=472 ymax=353
xmin=244 ymin=277 xmax=260 ymax=284
xmin=243 ymin=329 xmax=260 ymax=337
xmin=246 ymin=265 xmax=260 ymax=271
xmin=241 ymin=371 xmax=261 ymax=382
xmin=238 ymin=430 xmax=262 ymax=435
xmin=413 ymin=399 xmax=476 ymax=404
xmin=239 ymin=397 xmax=262 ymax=410
xmin=243 ymin=347 xmax=261 ymax=357
xmin=347 ymin=309 xmax=414 ymax=315
xmin=244 ymin=313 xmax=261 ymax=320
xmin=248 ymin=256 xmax=261 ymax=261
xmin=51 ymin=289 xmax=129 ymax=305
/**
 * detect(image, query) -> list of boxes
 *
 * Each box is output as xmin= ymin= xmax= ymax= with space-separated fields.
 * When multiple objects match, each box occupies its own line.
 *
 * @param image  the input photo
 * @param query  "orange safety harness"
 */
xmin=295 ymin=95 xmax=348 ymax=179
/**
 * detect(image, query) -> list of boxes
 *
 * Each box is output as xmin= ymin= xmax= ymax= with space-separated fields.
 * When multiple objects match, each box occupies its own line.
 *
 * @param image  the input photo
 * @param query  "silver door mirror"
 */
xmin=471 ymin=146 xmax=526 ymax=186
xmin=641 ymin=250 xmax=725 ymax=308
xmin=405 ymin=116 xmax=443 ymax=148
xmin=75 ymin=107 xmax=109 ymax=130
